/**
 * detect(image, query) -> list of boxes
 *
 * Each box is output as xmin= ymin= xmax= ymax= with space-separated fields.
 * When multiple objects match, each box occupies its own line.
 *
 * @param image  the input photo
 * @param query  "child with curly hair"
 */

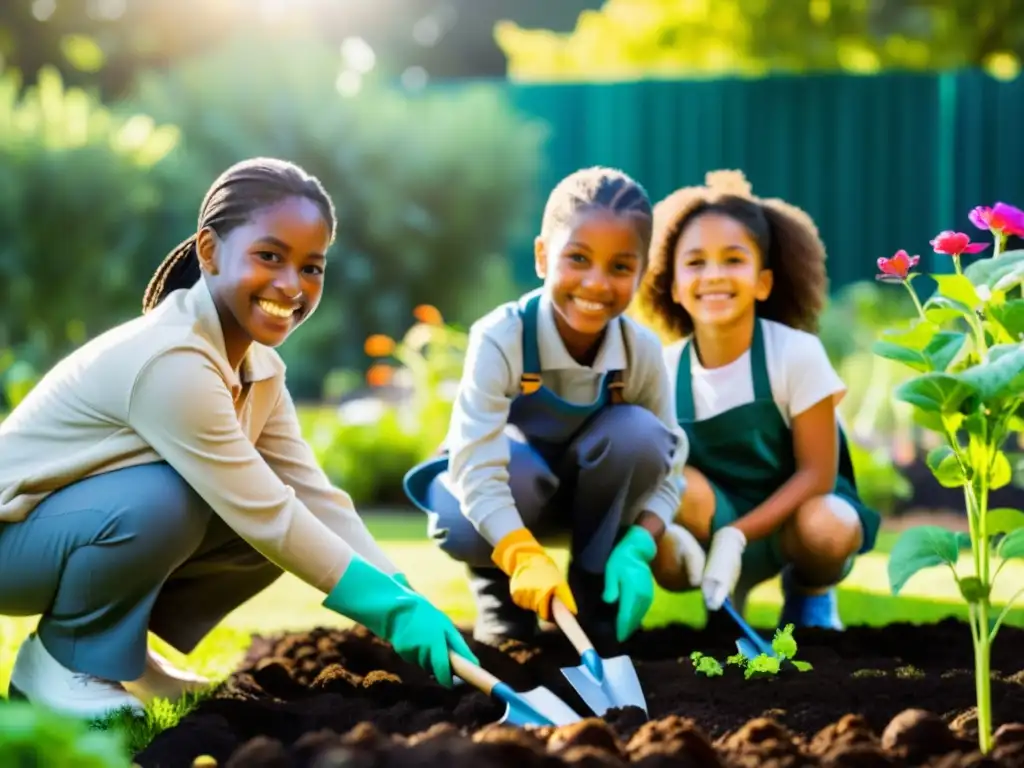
xmin=637 ymin=170 xmax=881 ymax=630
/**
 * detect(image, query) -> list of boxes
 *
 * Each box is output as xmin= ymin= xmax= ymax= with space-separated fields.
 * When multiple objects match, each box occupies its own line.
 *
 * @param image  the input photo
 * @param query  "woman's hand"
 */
xmin=322 ymin=557 xmax=478 ymax=687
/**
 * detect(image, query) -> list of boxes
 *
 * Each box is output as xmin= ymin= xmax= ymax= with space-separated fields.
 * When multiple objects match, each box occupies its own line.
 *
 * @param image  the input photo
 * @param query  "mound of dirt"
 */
xmin=134 ymin=616 xmax=1024 ymax=767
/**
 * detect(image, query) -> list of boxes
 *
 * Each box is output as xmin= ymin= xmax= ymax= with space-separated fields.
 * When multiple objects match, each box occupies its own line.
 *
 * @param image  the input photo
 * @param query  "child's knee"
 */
xmin=677 ymin=466 xmax=715 ymax=543
xmin=507 ymin=440 xmax=559 ymax=518
xmin=578 ymin=405 xmax=674 ymax=480
xmin=782 ymin=494 xmax=862 ymax=564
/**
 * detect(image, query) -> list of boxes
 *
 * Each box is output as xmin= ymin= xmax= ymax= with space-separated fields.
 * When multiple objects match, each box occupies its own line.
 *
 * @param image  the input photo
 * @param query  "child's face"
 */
xmin=671 ymin=212 xmax=772 ymax=331
xmin=200 ymin=196 xmax=330 ymax=350
xmin=535 ymin=209 xmax=645 ymax=340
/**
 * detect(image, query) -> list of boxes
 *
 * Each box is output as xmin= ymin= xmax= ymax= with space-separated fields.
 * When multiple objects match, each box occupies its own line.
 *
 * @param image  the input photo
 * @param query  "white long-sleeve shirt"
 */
xmin=444 ymin=292 xmax=689 ymax=545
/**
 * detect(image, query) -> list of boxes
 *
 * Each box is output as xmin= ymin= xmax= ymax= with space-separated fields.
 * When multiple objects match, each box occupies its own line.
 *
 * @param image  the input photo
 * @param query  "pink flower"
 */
xmin=968 ymin=203 xmax=1024 ymax=238
xmin=876 ymin=249 xmax=920 ymax=282
xmin=929 ymin=231 xmax=989 ymax=256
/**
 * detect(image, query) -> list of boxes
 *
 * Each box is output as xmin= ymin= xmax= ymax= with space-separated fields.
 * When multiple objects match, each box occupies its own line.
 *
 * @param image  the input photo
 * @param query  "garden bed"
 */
xmin=133 ymin=616 xmax=1024 ymax=767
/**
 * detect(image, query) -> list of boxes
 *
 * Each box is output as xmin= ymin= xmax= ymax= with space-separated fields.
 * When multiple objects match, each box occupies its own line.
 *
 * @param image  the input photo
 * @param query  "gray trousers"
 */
xmin=0 ymin=462 xmax=282 ymax=681
xmin=426 ymin=404 xmax=677 ymax=572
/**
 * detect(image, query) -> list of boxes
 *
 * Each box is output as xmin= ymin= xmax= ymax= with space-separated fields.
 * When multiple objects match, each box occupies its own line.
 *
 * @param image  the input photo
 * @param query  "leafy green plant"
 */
xmin=687 ymin=624 xmax=813 ymax=680
xmin=0 ymin=699 xmax=131 ymax=767
xmin=872 ymin=206 xmax=1024 ymax=754
xmin=689 ymin=651 xmax=723 ymax=677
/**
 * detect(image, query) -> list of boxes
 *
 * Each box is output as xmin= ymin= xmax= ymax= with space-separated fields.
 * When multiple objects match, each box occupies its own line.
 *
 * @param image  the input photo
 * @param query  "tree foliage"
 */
xmin=496 ymin=0 xmax=1024 ymax=81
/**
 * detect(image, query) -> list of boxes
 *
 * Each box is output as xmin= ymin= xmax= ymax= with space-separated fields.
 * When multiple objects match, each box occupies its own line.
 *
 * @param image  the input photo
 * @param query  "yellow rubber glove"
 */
xmin=492 ymin=528 xmax=578 ymax=620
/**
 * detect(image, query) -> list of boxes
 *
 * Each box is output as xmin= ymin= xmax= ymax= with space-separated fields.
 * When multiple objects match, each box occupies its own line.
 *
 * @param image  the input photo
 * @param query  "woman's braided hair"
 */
xmin=142 ymin=157 xmax=336 ymax=313
xmin=637 ymin=170 xmax=828 ymax=339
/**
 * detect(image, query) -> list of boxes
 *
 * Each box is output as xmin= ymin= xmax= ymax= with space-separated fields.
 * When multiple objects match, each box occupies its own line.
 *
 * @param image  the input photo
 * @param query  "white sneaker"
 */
xmin=8 ymin=633 xmax=145 ymax=720
xmin=123 ymin=647 xmax=211 ymax=703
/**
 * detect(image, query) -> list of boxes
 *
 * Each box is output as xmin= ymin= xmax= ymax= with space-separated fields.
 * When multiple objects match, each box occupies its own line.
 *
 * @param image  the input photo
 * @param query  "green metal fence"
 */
xmin=489 ymin=70 xmax=1024 ymax=292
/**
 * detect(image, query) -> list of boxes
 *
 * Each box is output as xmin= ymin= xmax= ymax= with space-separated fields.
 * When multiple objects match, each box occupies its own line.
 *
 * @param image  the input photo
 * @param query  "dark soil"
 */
xmin=134 ymin=615 xmax=1024 ymax=768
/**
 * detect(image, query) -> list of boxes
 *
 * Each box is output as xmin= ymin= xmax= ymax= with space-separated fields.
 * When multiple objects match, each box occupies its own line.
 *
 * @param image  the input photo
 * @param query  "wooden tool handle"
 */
xmin=551 ymin=597 xmax=594 ymax=655
xmin=449 ymin=651 xmax=499 ymax=696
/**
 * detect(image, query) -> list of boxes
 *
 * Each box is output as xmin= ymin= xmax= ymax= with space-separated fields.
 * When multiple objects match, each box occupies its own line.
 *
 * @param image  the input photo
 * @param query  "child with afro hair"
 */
xmin=637 ymin=170 xmax=881 ymax=630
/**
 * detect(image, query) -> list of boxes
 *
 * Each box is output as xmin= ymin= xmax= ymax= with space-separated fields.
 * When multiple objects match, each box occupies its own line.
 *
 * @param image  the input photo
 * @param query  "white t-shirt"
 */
xmin=662 ymin=319 xmax=847 ymax=427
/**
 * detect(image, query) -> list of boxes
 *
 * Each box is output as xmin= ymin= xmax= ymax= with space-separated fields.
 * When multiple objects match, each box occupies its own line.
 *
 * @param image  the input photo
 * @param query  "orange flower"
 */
xmin=366 ymin=364 xmax=394 ymax=387
xmin=413 ymin=304 xmax=443 ymax=325
xmin=364 ymin=334 xmax=395 ymax=357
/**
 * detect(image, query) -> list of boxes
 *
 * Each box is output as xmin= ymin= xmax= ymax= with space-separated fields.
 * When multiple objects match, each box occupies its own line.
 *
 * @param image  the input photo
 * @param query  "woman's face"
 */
xmin=201 ymin=196 xmax=331 ymax=352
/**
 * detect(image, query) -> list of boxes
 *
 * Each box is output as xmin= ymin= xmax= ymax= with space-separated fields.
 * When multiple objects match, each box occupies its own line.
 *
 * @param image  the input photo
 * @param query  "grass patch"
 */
xmin=90 ymin=689 xmax=215 ymax=757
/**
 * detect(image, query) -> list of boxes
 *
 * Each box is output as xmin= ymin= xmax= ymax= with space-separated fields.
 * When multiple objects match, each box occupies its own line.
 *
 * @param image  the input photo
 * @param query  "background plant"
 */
xmin=873 ymin=204 xmax=1024 ymax=754
xmin=0 ymin=699 xmax=130 ymax=767
xmin=300 ymin=306 xmax=470 ymax=507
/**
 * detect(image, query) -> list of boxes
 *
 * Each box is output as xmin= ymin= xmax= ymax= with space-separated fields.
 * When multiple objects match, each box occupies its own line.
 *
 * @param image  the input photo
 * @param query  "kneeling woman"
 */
xmin=0 ymin=158 xmax=475 ymax=720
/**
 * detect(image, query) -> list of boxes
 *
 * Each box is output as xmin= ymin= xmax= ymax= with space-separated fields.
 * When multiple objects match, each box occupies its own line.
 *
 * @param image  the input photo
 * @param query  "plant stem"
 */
xmin=953 ymin=254 xmax=963 ymax=275
xmin=990 ymin=586 xmax=1024 ymax=643
xmin=903 ymin=281 xmax=926 ymax=319
xmin=974 ymin=438 xmax=993 ymax=753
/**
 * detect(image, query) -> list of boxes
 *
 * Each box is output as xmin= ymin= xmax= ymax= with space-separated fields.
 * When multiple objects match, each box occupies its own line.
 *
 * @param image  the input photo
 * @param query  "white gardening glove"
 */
xmin=660 ymin=523 xmax=706 ymax=588
xmin=701 ymin=526 xmax=746 ymax=611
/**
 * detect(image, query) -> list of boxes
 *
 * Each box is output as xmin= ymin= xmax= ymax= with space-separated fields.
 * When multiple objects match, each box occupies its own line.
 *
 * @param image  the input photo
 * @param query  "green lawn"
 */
xmin=2 ymin=513 xmax=1022 ymax=756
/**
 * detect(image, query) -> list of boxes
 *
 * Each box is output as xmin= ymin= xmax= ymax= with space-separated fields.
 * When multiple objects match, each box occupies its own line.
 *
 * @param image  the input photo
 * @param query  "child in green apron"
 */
xmin=638 ymin=170 xmax=881 ymax=630
xmin=404 ymin=167 xmax=689 ymax=648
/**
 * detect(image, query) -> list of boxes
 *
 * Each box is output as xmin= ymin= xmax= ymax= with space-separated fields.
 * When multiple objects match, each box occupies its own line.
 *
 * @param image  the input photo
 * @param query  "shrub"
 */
xmin=0 ymin=66 xmax=181 ymax=400
xmin=130 ymin=34 xmax=544 ymax=398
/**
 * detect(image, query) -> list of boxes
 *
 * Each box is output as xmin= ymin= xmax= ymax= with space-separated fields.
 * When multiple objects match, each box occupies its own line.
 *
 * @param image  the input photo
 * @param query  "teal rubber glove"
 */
xmin=393 ymin=573 xmax=412 ymax=590
xmin=323 ymin=557 xmax=478 ymax=686
xmin=602 ymin=525 xmax=657 ymax=642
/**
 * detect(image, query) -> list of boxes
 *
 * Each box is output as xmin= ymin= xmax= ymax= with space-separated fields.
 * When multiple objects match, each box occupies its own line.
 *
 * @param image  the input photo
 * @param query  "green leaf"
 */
xmin=934 ymin=274 xmax=982 ymax=310
xmin=912 ymin=407 xmax=962 ymax=434
xmin=965 ymin=249 xmax=1024 ymax=288
xmin=791 ymin=660 xmax=813 ymax=672
xmin=988 ymin=300 xmax=1024 ymax=340
xmin=956 ymin=346 xmax=1024 ymax=403
xmin=888 ymin=525 xmax=961 ymax=595
xmin=771 ymin=624 xmax=798 ymax=659
xmin=878 ymin=320 xmax=940 ymax=352
xmin=997 ymin=528 xmax=1024 ymax=560
xmin=926 ymin=445 xmax=966 ymax=487
xmin=989 ymin=450 xmax=1013 ymax=490
xmin=923 ymin=331 xmax=967 ymax=372
xmin=877 ymin=330 xmax=966 ymax=373
xmin=893 ymin=372 xmax=978 ymax=414
xmin=958 ymin=576 xmax=990 ymax=603
xmin=925 ymin=296 xmax=973 ymax=324
xmin=987 ymin=508 xmax=1024 ymax=535
xmin=871 ymin=341 xmax=930 ymax=372
xmin=956 ymin=531 xmax=972 ymax=551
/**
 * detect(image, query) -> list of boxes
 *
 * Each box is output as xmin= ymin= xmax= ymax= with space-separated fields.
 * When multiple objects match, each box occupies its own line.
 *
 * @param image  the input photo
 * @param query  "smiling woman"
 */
xmin=142 ymin=159 xmax=335 ymax=366
xmin=0 ymin=157 xmax=478 ymax=723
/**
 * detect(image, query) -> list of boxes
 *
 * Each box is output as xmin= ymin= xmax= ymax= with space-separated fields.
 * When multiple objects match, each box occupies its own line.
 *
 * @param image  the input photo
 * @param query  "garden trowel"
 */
xmin=722 ymin=598 xmax=776 ymax=659
xmin=448 ymin=651 xmax=582 ymax=728
xmin=550 ymin=598 xmax=648 ymax=718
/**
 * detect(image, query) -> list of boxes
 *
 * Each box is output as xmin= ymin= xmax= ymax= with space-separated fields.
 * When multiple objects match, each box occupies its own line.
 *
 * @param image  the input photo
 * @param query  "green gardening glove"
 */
xmin=323 ymin=557 xmax=478 ymax=686
xmin=602 ymin=525 xmax=657 ymax=642
xmin=393 ymin=573 xmax=413 ymax=590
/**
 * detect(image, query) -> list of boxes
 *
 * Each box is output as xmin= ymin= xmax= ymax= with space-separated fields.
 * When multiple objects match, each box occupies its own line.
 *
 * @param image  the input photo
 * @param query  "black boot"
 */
xmin=568 ymin=564 xmax=620 ymax=655
xmin=467 ymin=565 xmax=538 ymax=645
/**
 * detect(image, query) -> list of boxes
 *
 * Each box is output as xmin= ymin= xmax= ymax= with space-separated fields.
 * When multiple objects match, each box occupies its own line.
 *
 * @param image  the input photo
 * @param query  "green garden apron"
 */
xmin=675 ymin=319 xmax=881 ymax=591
